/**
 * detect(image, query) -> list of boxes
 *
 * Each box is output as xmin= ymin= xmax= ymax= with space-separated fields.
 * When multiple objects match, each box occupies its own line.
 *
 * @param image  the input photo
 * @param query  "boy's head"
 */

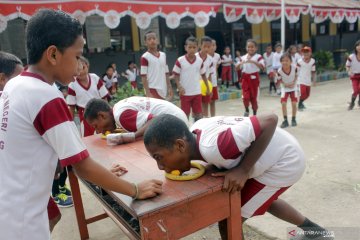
xmin=297 ymin=43 xmax=304 ymax=53
xmin=235 ymin=50 xmax=241 ymax=57
xmin=128 ymin=61 xmax=135 ymax=68
xmin=84 ymin=98 xmax=116 ymax=134
xmin=200 ymin=36 xmax=212 ymax=55
xmin=0 ymin=51 xmax=24 ymax=91
xmin=110 ymin=62 xmax=117 ymax=70
xmin=184 ymin=36 xmax=198 ymax=55
xmin=280 ymin=53 xmax=292 ymax=68
xmin=106 ymin=65 xmax=114 ymax=77
xmin=211 ymin=39 xmax=217 ymax=54
xmin=26 ymin=9 xmax=84 ymax=85
xmin=144 ymin=31 xmax=158 ymax=50
xmin=266 ymin=44 xmax=272 ymax=53
xmin=275 ymin=43 xmax=282 ymax=53
xmin=144 ymin=114 xmax=194 ymax=174
xmin=78 ymin=56 xmax=89 ymax=76
xmin=224 ymin=46 xmax=231 ymax=55
xmin=354 ymin=40 xmax=360 ymax=55
xmin=288 ymin=45 xmax=297 ymax=55
xmin=246 ymin=39 xmax=258 ymax=55
xmin=301 ymin=46 xmax=312 ymax=60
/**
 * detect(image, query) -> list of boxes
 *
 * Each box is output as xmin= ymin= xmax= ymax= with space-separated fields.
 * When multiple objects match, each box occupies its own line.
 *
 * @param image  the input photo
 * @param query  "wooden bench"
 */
xmin=68 ymin=134 xmax=242 ymax=239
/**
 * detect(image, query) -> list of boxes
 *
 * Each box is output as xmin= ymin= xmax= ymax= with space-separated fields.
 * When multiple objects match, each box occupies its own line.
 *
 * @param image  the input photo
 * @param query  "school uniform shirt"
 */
xmin=277 ymin=66 xmax=297 ymax=92
xmin=263 ymin=52 xmax=274 ymax=74
xmin=0 ymin=72 xmax=89 ymax=240
xmin=196 ymin=52 xmax=214 ymax=79
xmin=140 ymin=51 xmax=169 ymax=98
xmin=172 ymin=55 xmax=205 ymax=96
xmin=292 ymin=53 xmax=302 ymax=65
xmin=67 ymin=74 xmax=108 ymax=109
xmin=102 ymin=75 xmax=118 ymax=89
xmin=125 ymin=69 xmax=137 ymax=82
xmin=221 ymin=54 xmax=232 ymax=66
xmin=241 ymin=53 xmax=265 ymax=74
xmin=346 ymin=54 xmax=360 ymax=74
xmin=297 ymin=58 xmax=316 ymax=86
xmin=211 ymin=53 xmax=221 ymax=87
xmin=272 ymin=52 xmax=283 ymax=70
xmin=113 ymin=96 xmax=188 ymax=132
xmin=190 ymin=116 xmax=305 ymax=187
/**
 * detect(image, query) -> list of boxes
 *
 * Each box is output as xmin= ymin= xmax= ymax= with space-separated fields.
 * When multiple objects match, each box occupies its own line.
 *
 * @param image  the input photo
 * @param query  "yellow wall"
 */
xmin=329 ymin=22 xmax=337 ymax=36
xmin=251 ymin=20 xmax=271 ymax=44
xmin=252 ymin=23 xmax=261 ymax=43
xmin=131 ymin=17 xmax=140 ymax=51
xmin=196 ymin=27 xmax=205 ymax=39
xmin=310 ymin=23 xmax=317 ymax=36
xmin=302 ymin=14 xmax=310 ymax=42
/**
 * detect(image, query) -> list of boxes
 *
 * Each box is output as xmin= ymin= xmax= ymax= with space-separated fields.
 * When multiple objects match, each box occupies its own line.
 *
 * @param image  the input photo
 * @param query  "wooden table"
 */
xmin=68 ymin=134 xmax=242 ymax=240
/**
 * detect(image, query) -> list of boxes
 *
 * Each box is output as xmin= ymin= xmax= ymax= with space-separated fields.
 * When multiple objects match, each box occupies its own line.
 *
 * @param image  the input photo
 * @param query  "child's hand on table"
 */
xmin=212 ymin=167 xmax=249 ymax=194
xmin=110 ymin=163 xmax=128 ymax=177
xmin=136 ymin=179 xmax=163 ymax=199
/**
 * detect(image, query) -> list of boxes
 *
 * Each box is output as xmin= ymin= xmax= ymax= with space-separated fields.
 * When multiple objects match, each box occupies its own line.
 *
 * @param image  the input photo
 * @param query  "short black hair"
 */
xmin=144 ymin=31 xmax=156 ymax=41
xmin=280 ymin=52 xmax=292 ymax=62
xmin=266 ymin=44 xmax=272 ymax=48
xmin=185 ymin=36 xmax=197 ymax=45
xmin=84 ymin=98 xmax=112 ymax=121
xmin=275 ymin=43 xmax=282 ymax=49
xmin=128 ymin=61 xmax=134 ymax=66
xmin=79 ymin=56 xmax=89 ymax=66
xmin=200 ymin=36 xmax=212 ymax=45
xmin=354 ymin=40 xmax=360 ymax=55
xmin=144 ymin=114 xmax=194 ymax=149
xmin=26 ymin=9 xmax=83 ymax=64
xmin=106 ymin=65 xmax=114 ymax=71
xmin=246 ymin=39 xmax=258 ymax=47
xmin=0 ymin=51 xmax=23 ymax=77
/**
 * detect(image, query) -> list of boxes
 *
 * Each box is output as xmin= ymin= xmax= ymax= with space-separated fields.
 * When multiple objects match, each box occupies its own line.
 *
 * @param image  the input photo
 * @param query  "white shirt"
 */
xmin=297 ymin=58 xmax=316 ymax=86
xmin=102 ymin=75 xmax=117 ymax=89
xmin=196 ymin=52 xmax=213 ymax=79
xmin=67 ymin=73 xmax=109 ymax=109
xmin=263 ymin=52 xmax=274 ymax=74
xmin=125 ymin=69 xmax=137 ymax=82
xmin=291 ymin=53 xmax=302 ymax=66
xmin=277 ymin=66 xmax=297 ymax=93
xmin=272 ymin=52 xmax=283 ymax=70
xmin=172 ymin=55 xmax=205 ymax=96
xmin=346 ymin=54 xmax=360 ymax=74
xmin=221 ymin=54 xmax=232 ymax=67
xmin=240 ymin=53 xmax=265 ymax=74
xmin=190 ymin=116 xmax=305 ymax=187
xmin=140 ymin=51 xmax=169 ymax=98
xmin=0 ymin=72 xmax=88 ymax=240
xmin=211 ymin=53 xmax=221 ymax=87
xmin=113 ymin=96 xmax=188 ymax=132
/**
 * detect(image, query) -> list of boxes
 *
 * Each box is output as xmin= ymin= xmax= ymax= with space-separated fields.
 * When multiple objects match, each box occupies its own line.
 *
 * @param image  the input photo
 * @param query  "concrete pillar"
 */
xmin=196 ymin=27 xmax=205 ymax=39
xmin=302 ymin=14 xmax=310 ymax=43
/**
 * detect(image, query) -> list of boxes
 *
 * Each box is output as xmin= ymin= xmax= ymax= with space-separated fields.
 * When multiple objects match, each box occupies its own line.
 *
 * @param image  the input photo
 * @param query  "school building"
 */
xmin=0 ymin=0 xmax=359 ymax=74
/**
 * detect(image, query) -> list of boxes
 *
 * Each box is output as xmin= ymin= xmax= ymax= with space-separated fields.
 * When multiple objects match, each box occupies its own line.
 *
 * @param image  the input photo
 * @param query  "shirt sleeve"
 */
xmin=257 ymin=56 xmax=265 ymax=68
xmin=118 ymin=109 xmax=153 ymax=132
xmin=311 ymin=60 xmax=316 ymax=72
xmin=140 ymin=56 xmax=148 ymax=76
xmin=66 ymin=83 xmax=76 ymax=106
xmin=172 ymin=59 xmax=181 ymax=75
xmin=33 ymin=97 xmax=88 ymax=167
xmin=346 ymin=55 xmax=352 ymax=68
xmin=96 ymin=79 xmax=109 ymax=99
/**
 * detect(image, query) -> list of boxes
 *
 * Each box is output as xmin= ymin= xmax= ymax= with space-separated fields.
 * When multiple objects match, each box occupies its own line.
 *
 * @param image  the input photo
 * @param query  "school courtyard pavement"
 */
xmin=52 ymin=78 xmax=360 ymax=240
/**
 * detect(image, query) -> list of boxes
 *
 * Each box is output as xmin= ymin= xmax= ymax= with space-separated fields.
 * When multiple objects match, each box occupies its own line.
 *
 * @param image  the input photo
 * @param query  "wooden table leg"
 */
xmin=67 ymin=167 xmax=89 ymax=240
xmin=227 ymin=193 xmax=242 ymax=240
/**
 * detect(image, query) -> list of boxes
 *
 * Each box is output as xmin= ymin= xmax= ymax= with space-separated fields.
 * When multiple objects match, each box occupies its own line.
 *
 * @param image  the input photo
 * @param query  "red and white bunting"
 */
xmin=0 ymin=0 xmax=220 ymax=32
xmin=245 ymin=8 xmax=264 ymax=24
xmin=345 ymin=10 xmax=359 ymax=24
xmin=311 ymin=7 xmax=360 ymax=24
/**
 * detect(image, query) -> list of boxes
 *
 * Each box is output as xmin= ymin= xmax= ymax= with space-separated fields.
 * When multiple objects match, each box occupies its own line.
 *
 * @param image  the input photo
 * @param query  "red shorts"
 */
xmin=281 ymin=91 xmax=298 ymax=103
xmin=130 ymin=81 xmax=137 ymax=89
xmin=221 ymin=66 xmax=232 ymax=81
xmin=180 ymin=94 xmax=202 ymax=115
xmin=241 ymin=178 xmax=290 ymax=218
xmin=202 ymin=95 xmax=211 ymax=104
xmin=268 ymin=72 xmax=275 ymax=79
xmin=48 ymin=197 xmax=61 ymax=220
xmin=149 ymin=88 xmax=165 ymax=100
xmin=211 ymin=86 xmax=219 ymax=101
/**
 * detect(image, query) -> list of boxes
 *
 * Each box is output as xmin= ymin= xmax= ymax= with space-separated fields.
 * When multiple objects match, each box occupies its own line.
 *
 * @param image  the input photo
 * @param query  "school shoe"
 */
xmin=59 ymin=184 xmax=72 ymax=197
xmin=280 ymin=120 xmax=289 ymax=128
xmin=348 ymin=101 xmax=355 ymax=110
xmin=298 ymin=102 xmax=305 ymax=111
xmin=244 ymin=111 xmax=249 ymax=117
xmin=53 ymin=193 xmax=73 ymax=208
xmin=291 ymin=119 xmax=297 ymax=127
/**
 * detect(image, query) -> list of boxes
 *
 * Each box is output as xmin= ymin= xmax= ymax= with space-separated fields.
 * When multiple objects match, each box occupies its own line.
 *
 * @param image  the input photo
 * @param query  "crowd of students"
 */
xmin=1 ymin=8 xmax=359 ymax=240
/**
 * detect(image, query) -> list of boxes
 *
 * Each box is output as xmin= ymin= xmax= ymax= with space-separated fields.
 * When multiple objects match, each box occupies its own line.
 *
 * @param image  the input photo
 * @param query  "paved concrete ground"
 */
xmin=52 ymin=78 xmax=360 ymax=240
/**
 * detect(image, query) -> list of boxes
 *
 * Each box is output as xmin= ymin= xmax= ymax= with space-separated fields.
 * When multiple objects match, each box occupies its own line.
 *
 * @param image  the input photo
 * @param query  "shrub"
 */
xmin=312 ymin=50 xmax=335 ymax=74
xmin=109 ymin=82 xmax=144 ymax=106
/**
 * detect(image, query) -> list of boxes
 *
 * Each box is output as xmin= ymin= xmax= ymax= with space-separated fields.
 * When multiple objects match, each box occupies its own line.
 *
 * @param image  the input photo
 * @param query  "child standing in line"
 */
xmin=297 ymin=46 xmax=316 ymax=110
xmin=263 ymin=44 xmax=276 ymax=95
xmin=277 ymin=53 xmax=298 ymax=128
xmin=209 ymin=39 xmax=222 ymax=116
xmin=221 ymin=46 xmax=233 ymax=88
xmin=143 ymin=114 xmax=330 ymax=240
xmin=236 ymin=39 xmax=265 ymax=116
xmin=196 ymin=36 xmax=213 ymax=117
xmin=67 ymin=56 xmax=109 ymax=137
xmin=0 ymin=10 xmax=162 ymax=240
xmin=140 ymin=31 xmax=173 ymax=100
xmin=102 ymin=65 xmax=118 ymax=95
xmin=345 ymin=40 xmax=360 ymax=110
xmin=173 ymin=36 xmax=207 ymax=121
xmin=122 ymin=61 xmax=138 ymax=90
xmin=234 ymin=50 xmax=242 ymax=89
xmin=288 ymin=45 xmax=302 ymax=66
xmin=272 ymin=43 xmax=283 ymax=95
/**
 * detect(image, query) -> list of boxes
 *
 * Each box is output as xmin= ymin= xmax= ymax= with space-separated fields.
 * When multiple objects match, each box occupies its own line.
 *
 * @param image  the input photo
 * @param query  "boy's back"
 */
xmin=190 ymin=116 xmax=305 ymax=187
